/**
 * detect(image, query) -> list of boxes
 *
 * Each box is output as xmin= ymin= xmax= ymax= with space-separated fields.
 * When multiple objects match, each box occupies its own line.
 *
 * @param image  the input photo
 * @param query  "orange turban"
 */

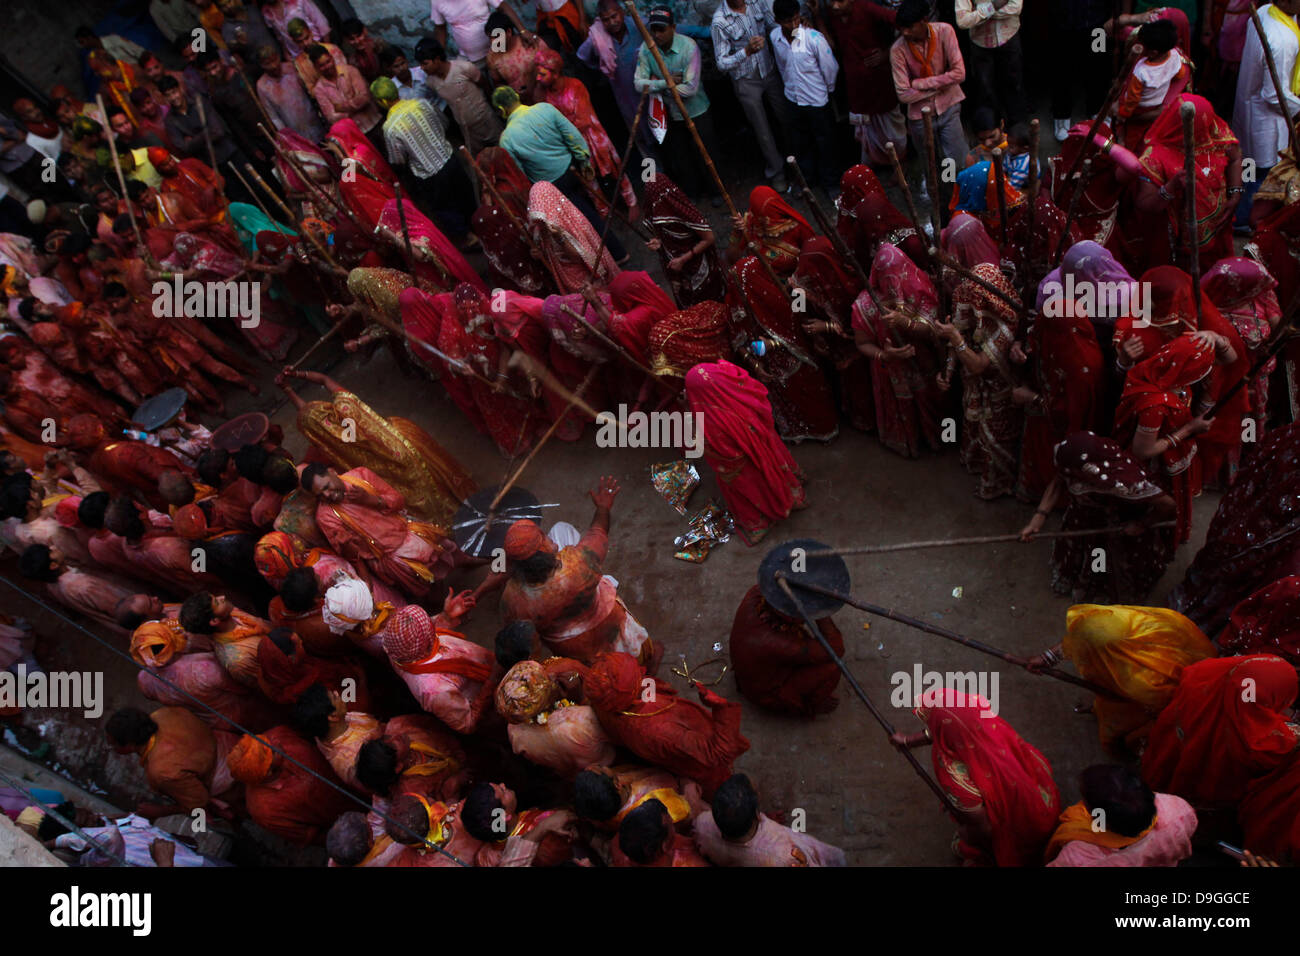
xmin=227 ymin=733 xmax=276 ymax=784
xmin=503 ymin=519 xmax=553 ymax=560
xmin=147 ymin=146 xmax=170 ymax=169
xmin=130 ymin=619 xmax=188 ymax=668
xmin=255 ymin=531 xmax=300 ymax=586
xmin=173 ymin=503 xmax=208 ymax=539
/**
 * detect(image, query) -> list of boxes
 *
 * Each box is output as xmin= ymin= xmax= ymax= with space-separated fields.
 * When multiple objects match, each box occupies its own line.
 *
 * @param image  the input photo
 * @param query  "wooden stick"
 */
xmin=231 ymin=57 xmax=279 ymax=134
xmin=1206 ymin=319 xmax=1299 ymax=418
xmin=1179 ymin=101 xmax=1205 ymax=329
xmin=96 ymin=94 xmax=158 ymax=271
xmin=1021 ymin=119 xmax=1041 ymax=305
xmin=991 ymin=147 xmax=1009 ymax=247
xmin=921 ymin=106 xmax=943 ymax=236
xmin=243 ymin=162 xmax=342 ymax=271
xmin=507 ymin=350 xmax=605 ymax=419
xmin=589 ymin=89 xmax=650 ymax=277
xmin=786 ymin=155 xmax=868 ymax=286
xmin=1062 ymin=47 xmax=1140 ymax=187
xmin=806 ymin=522 xmax=1176 ymax=558
xmin=1248 ymin=0 xmax=1300 ymax=161
xmin=391 ymin=180 xmax=417 ymax=265
xmin=458 ymin=145 xmax=556 ymax=284
xmin=563 ymin=296 xmax=658 ymax=377
xmin=195 ymin=96 xmax=220 ymax=181
xmin=287 ymin=319 xmax=349 ymax=370
xmin=1054 ymin=157 xmax=1091 ymax=265
xmin=774 ymin=574 xmax=960 ymax=819
xmin=489 ymin=367 xmax=597 ymax=511
xmin=260 ymin=123 xmax=369 ymax=235
xmin=930 ymin=247 xmax=1026 ymax=315
xmin=362 ymin=304 xmax=524 ymax=395
xmin=1026 ymin=118 xmax=1041 ymax=200
xmin=784 ymin=577 xmax=1124 ymax=700
xmin=227 ymin=162 xmax=292 ymax=239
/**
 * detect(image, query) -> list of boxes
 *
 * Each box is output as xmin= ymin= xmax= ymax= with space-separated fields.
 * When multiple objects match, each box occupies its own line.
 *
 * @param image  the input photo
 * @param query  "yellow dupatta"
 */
xmin=1268 ymin=4 xmax=1300 ymax=95
xmin=1045 ymin=801 xmax=1154 ymax=862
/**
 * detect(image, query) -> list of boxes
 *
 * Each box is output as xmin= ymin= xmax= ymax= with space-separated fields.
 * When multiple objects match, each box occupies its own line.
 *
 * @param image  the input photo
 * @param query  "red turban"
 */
xmin=55 ymin=496 xmax=82 ymax=528
xmin=583 ymin=652 xmax=644 ymax=711
xmin=382 ymin=605 xmax=434 ymax=664
xmin=147 ymin=146 xmax=171 ymax=169
xmin=227 ymin=734 xmax=276 ymax=785
xmin=173 ymin=503 xmax=208 ymax=539
xmin=504 ymin=519 xmax=553 ymax=560
xmin=64 ymin=414 xmax=105 ymax=450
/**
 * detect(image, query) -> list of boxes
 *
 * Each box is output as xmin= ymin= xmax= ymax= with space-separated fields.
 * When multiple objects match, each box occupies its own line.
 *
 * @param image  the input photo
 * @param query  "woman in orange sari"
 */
xmin=277 ymin=368 xmax=475 ymax=524
xmin=892 ymin=690 xmax=1061 ymax=867
xmin=731 ymin=186 xmax=814 ymax=275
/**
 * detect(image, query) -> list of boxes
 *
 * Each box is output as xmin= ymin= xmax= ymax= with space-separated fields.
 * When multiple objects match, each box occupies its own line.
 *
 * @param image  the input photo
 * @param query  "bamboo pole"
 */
xmin=588 ymin=89 xmax=650 ymax=277
xmin=242 ymin=162 xmax=343 ymax=271
xmin=489 ymin=368 xmax=597 ymax=511
xmin=805 ymin=522 xmax=1176 ymax=557
xmin=458 ymin=144 xmax=557 ymax=285
xmin=97 ymin=94 xmax=158 ymax=270
xmin=991 ymin=147 xmax=1009 ymax=247
xmin=195 ymin=96 xmax=220 ymax=181
xmin=1179 ymin=101 xmax=1205 ymax=328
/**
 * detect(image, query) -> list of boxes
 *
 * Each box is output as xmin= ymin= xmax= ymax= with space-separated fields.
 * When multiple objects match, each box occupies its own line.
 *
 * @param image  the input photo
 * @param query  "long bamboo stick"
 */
xmin=991 ymin=147 xmax=1009 ymax=247
xmin=921 ymin=106 xmax=943 ymax=236
xmin=805 ymin=522 xmax=1177 ymax=558
xmin=97 ymin=94 xmax=157 ymax=270
xmin=489 ymin=367 xmax=597 ymax=511
xmin=1179 ymin=101 xmax=1205 ymax=329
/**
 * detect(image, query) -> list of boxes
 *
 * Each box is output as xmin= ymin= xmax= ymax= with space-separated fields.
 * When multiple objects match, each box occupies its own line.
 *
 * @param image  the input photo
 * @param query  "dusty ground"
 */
xmin=0 ymin=107 xmax=1225 ymax=865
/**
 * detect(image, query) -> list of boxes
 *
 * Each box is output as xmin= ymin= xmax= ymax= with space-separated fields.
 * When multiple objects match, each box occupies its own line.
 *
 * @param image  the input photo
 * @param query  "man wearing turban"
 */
xmin=495 ymin=659 xmax=616 ymax=777
xmin=493 ymin=476 xmax=655 ymax=668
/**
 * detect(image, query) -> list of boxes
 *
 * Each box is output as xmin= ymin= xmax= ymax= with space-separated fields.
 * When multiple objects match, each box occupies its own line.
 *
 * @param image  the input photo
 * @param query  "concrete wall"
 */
xmin=2 ymin=0 xmax=129 ymax=100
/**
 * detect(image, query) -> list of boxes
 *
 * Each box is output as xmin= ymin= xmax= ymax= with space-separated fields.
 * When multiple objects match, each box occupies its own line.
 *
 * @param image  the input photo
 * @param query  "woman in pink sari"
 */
xmin=529 ymin=181 xmax=620 ymax=293
xmin=325 ymin=118 xmax=396 ymax=185
xmin=162 ymin=232 xmax=298 ymax=361
xmin=397 ymin=286 xmax=488 ymax=435
xmin=685 ymin=360 xmax=807 ymax=546
xmin=893 ymin=689 xmax=1061 ymax=867
xmin=275 ymin=129 xmax=339 ymax=218
xmin=941 ymin=212 xmax=1000 ymax=274
xmin=377 ymin=197 xmax=486 ymax=294
xmin=608 ymin=272 xmax=675 ymax=360
xmin=850 ymin=243 xmax=945 ymax=458
xmin=486 ymin=289 xmax=585 ymax=440
xmin=1200 ymin=257 xmax=1281 ymax=444
xmin=535 ymin=49 xmax=636 ymax=212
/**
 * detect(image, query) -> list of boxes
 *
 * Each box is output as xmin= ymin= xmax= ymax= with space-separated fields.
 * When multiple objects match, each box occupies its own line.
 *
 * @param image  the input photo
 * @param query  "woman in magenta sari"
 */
xmin=607 ymin=272 xmax=675 ymax=361
xmin=326 ymin=118 xmax=396 ymax=185
xmin=486 ymin=289 xmax=585 ymax=440
xmin=684 ymin=360 xmax=806 ymax=546
xmin=643 ymin=173 xmax=726 ymax=307
xmin=850 ymin=243 xmax=945 ymax=458
xmin=541 ymin=292 xmax=615 ymax=421
xmin=535 ymin=49 xmax=636 ymax=212
xmin=377 ymin=197 xmax=486 ymax=294
xmin=733 ymin=255 xmax=839 ymax=443
xmin=891 ymin=689 xmax=1061 ymax=867
xmin=1200 ymin=257 xmax=1281 ymax=446
xmin=528 ymin=181 xmax=619 ymax=293
xmin=471 ymin=148 xmax=551 ymax=294
xmin=835 ymin=165 xmax=925 ymax=269
xmin=793 ymin=237 xmax=874 ymax=433
xmin=397 ymin=286 xmax=488 ymax=436
xmin=940 ymin=212 xmax=1000 ymax=272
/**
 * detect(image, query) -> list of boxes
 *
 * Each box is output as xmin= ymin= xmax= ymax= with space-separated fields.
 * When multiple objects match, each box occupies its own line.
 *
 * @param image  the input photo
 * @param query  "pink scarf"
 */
xmin=587 ymin=18 xmax=619 ymax=76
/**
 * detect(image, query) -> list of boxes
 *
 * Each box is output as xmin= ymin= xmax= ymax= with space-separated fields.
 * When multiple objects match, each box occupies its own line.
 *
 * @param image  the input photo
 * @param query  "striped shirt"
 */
xmin=711 ymin=0 xmax=778 ymax=81
xmin=383 ymin=99 xmax=454 ymax=179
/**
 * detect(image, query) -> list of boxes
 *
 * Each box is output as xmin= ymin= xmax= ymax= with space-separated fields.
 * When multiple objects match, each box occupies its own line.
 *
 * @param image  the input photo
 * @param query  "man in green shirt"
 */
xmin=633 ymin=6 xmax=723 ymax=204
xmin=493 ymin=86 xmax=629 ymax=262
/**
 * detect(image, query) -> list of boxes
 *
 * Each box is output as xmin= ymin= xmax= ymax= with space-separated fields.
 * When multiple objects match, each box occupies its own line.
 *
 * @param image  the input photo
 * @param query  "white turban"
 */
xmin=322 ymin=576 xmax=375 ymax=635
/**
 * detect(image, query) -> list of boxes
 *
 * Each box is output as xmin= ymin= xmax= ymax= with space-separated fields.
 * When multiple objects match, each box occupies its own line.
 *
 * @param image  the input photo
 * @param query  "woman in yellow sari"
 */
xmin=1027 ymin=604 xmax=1216 ymax=753
xmin=276 ymin=368 xmax=476 ymax=524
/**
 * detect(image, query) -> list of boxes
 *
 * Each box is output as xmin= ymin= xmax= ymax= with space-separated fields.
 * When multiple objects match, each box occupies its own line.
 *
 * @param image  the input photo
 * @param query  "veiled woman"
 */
xmin=325 ymin=117 xmax=397 ymax=185
xmin=1200 ymin=257 xmax=1281 ymax=445
xmin=528 ymin=181 xmax=619 ymax=293
xmin=643 ymin=173 xmax=725 ymax=307
xmin=731 ymin=185 xmax=814 ymax=276
xmin=850 ymin=243 xmax=945 ymax=457
xmin=684 ymin=360 xmax=806 ymax=546
xmin=471 ymin=147 xmax=551 ymax=294
xmin=377 ymin=197 xmax=486 ymax=294
xmin=276 ymin=367 xmax=476 ymax=524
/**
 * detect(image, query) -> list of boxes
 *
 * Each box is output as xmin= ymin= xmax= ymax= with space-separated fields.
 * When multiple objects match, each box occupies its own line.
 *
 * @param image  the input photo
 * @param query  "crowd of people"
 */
xmin=0 ymin=0 xmax=1299 ymax=868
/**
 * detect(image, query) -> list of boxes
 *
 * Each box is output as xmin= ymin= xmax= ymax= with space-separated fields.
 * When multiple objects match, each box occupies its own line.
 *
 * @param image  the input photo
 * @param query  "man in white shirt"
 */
xmin=430 ymin=0 xmax=533 ymax=70
xmin=1232 ymin=0 xmax=1300 ymax=223
xmin=770 ymin=0 xmax=839 ymax=192
xmin=711 ymin=0 xmax=792 ymax=192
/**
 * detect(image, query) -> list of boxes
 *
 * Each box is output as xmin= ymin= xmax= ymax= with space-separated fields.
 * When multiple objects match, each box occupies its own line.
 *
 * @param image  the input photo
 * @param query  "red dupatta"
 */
xmin=341 ymin=176 xmax=397 ymax=232
xmin=1142 ymin=654 xmax=1299 ymax=806
xmin=1137 ymin=94 xmax=1237 ymax=246
xmin=914 ymin=690 xmax=1061 ymax=866
xmin=327 ymin=118 xmax=396 ymax=184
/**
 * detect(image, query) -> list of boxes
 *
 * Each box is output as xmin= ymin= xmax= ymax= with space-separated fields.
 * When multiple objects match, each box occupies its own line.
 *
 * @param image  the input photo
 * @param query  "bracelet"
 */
xmin=1166 ymin=433 xmax=1180 ymax=448
xmin=921 ymin=727 xmax=931 ymax=742
xmin=1042 ymin=648 xmax=1062 ymax=666
xmin=953 ymin=341 xmax=968 ymax=352
xmin=1101 ymin=136 xmax=1115 ymax=154
xmin=1227 ymin=185 xmax=1246 ymax=195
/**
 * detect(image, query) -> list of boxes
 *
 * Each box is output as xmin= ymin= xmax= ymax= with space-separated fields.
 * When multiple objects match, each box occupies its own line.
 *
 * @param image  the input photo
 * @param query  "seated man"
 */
xmin=1046 ymin=764 xmax=1196 ymax=867
xmin=355 ymin=713 xmax=467 ymax=805
xmin=379 ymin=598 xmax=496 ymax=735
xmin=18 ymin=543 xmax=135 ymax=635
xmin=225 ymin=726 xmax=358 ymax=846
xmin=269 ymin=566 xmax=355 ymax=656
xmin=728 ymin=583 xmax=843 ymax=718
xmin=65 ymin=414 xmax=195 ymax=512
xmin=495 ymin=477 xmax=655 ymax=668
xmin=460 ymin=781 xmax=579 ymax=867
xmin=382 ymin=792 xmax=485 ymax=867
xmin=326 ymin=810 xmax=405 ymax=867
xmin=495 ymin=660 xmax=615 ymax=778
xmin=301 ymin=463 xmax=457 ymax=601
xmin=105 ymin=706 xmax=239 ymax=819
xmin=573 ymin=763 xmax=701 ymax=834
xmin=693 ymin=773 xmax=847 ymax=866
xmin=256 ymin=625 xmax=370 ymax=709
xmin=613 ymin=798 xmax=709 ymax=867
xmin=178 ymin=590 xmax=270 ymax=688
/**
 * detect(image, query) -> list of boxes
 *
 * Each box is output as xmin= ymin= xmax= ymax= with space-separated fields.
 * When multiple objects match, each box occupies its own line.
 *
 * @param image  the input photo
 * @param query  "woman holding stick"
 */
xmin=470 ymin=148 xmax=553 ymax=295
xmin=850 ymin=243 xmax=945 ymax=457
xmin=835 ymin=165 xmax=926 ymax=269
xmin=643 ymin=173 xmax=725 ymax=307
xmin=377 ymin=196 xmax=486 ymax=293
xmin=890 ymin=689 xmax=1061 ymax=867
xmin=1021 ymin=431 xmax=1178 ymax=602
xmin=729 ymin=185 xmax=814 ymax=275
xmin=529 ymin=181 xmax=621 ymax=293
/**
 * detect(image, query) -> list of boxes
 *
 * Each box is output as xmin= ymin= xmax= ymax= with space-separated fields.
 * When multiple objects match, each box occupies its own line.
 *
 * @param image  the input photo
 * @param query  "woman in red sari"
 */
xmin=1200 ymin=257 xmax=1281 ymax=445
xmin=483 ymin=289 xmax=583 ymax=439
xmin=1220 ymin=576 xmax=1300 ymax=664
xmin=793 ymin=237 xmax=874 ymax=432
xmin=377 ymin=197 xmax=486 ymax=293
xmin=397 ymin=286 xmax=489 ymax=435
xmin=731 ymin=186 xmax=814 ymax=275
xmin=892 ymin=690 xmax=1061 ymax=867
xmin=835 ymin=165 xmax=924 ymax=269
xmin=607 ymin=271 xmax=675 ymax=361
xmin=1114 ymin=335 xmax=1217 ymax=544
xmin=643 ymin=173 xmax=726 ymax=307
xmin=850 ymin=243 xmax=945 ymax=458
xmin=340 ymin=176 xmax=398 ymax=233
xmin=684 ymin=360 xmax=806 ymax=546
xmin=471 ymin=147 xmax=551 ymax=294
xmin=939 ymin=263 xmax=1022 ymax=499
xmin=535 ymin=49 xmax=636 ymax=212
xmin=733 ymin=255 xmax=838 ymax=443
xmin=1142 ymin=654 xmax=1299 ymax=808
xmin=647 ymin=301 xmax=731 ymax=383
xmin=940 ymin=212 xmax=1000 ymax=272
xmin=528 ymin=181 xmax=619 ymax=293
xmin=325 ymin=118 xmax=396 ymax=185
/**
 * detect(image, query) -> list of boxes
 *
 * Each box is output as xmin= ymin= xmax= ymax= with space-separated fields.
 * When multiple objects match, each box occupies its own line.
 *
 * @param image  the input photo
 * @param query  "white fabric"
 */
xmin=430 ymin=0 xmax=504 ymax=63
xmin=322 ymin=576 xmax=374 ymax=634
xmin=1232 ymin=4 xmax=1300 ymax=168
xmin=1133 ymin=54 xmax=1184 ymax=110
xmin=769 ymin=25 xmax=838 ymax=107
xmin=547 ymin=520 xmax=580 ymax=549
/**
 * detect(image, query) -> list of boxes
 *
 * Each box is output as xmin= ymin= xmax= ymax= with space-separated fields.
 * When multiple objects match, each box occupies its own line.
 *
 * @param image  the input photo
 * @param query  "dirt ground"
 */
xmin=0 ymin=117 xmax=1225 ymax=866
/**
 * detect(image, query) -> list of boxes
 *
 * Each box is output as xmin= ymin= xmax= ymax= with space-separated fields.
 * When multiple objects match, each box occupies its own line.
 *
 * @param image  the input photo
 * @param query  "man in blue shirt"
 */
xmin=578 ymin=0 xmax=659 ymax=160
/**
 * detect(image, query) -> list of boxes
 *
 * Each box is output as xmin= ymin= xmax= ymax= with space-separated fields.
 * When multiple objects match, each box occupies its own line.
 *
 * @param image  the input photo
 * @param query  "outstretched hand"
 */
xmin=590 ymin=475 xmax=620 ymax=510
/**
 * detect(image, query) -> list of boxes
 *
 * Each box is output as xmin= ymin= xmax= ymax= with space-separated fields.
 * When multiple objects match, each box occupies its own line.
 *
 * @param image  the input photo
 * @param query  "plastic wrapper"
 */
xmin=673 ymin=502 xmax=732 ymax=563
xmin=650 ymin=460 xmax=700 ymax=515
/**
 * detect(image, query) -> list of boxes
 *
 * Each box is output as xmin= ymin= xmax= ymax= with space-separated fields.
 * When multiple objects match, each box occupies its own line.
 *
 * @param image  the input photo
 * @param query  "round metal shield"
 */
xmin=757 ymin=538 xmax=850 ymax=618
xmin=211 ymin=412 xmax=271 ymax=452
xmin=451 ymin=485 xmax=554 ymax=558
xmin=130 ymin=388 xmax=189 ymax=431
